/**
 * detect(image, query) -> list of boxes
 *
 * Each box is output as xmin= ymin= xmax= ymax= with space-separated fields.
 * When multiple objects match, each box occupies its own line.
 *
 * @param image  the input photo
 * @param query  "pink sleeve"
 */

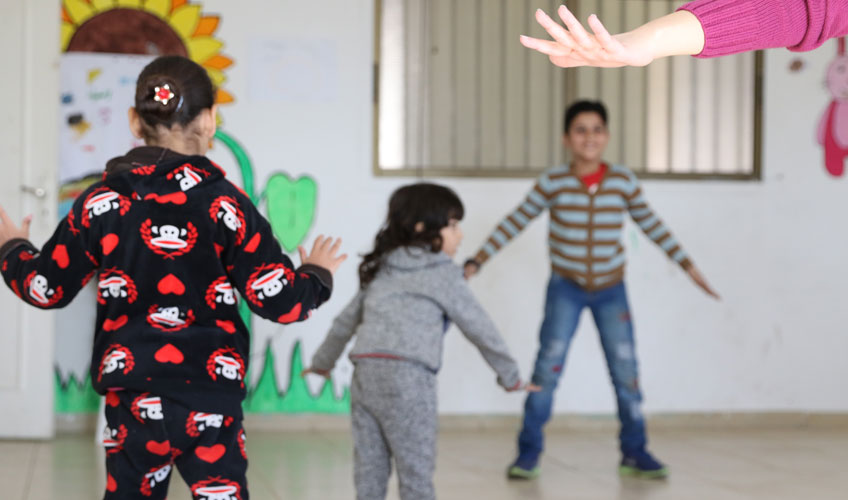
xmin=678 ymin=0 xmax=848 ymax=58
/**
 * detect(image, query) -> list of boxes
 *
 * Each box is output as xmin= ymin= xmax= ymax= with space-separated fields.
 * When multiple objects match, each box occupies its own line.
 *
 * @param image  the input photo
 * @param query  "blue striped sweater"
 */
xmin=473 ymin=164 xmax=692 ymax=291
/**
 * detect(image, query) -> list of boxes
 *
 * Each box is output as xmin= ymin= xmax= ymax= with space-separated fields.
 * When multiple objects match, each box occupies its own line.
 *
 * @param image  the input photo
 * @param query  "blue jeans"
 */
xmin=517 ymin=275 xmax=647 ymax=463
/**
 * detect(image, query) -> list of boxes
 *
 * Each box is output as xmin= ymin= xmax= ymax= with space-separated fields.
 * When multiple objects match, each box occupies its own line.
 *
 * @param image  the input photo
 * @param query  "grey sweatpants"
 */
xmin=350 ymin=358 xmax=437 ymax=500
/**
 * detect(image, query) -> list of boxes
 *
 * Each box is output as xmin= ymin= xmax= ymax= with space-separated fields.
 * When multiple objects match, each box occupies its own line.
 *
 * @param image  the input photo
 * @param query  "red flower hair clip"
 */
xmin=153 ymin=84 xmax=175 ymax=105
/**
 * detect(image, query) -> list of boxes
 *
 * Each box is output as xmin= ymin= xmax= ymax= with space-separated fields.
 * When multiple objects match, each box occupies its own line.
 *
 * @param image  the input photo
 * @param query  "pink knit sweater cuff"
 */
xmin=678 ymin=0 xmax=807 ymax=58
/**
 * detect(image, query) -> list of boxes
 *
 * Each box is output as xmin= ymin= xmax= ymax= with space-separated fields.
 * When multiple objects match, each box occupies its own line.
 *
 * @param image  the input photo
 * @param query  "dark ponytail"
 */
xmin=134 ymin=55 xmax=215 ymax=140
xmin=359 ymin=183 xmax=464 ymax=288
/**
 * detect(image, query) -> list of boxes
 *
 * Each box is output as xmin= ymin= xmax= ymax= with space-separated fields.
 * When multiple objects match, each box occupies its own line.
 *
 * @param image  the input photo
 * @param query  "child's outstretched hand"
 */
xmin=298 ymin=235 xmax=347 ymax=274
xmin=0 ymin=204 xmax=32 ymax=247
xmin=463 ymin=258 xmax=480 ymax=280
xmin=507 ymin=381 xmax=542 ymax=393
xmin=301 ymin=367 xmax=331 ymax=379
xmin=687 ymin=265 xmax=720 ymax=300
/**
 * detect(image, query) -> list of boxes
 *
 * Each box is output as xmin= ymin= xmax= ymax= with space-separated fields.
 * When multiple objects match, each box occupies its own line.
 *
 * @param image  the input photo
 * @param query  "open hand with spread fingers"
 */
xmin=520 ymin=5 xmax=705 ymax=68
xmin=298 ymin=235 xmax=348 ymax=274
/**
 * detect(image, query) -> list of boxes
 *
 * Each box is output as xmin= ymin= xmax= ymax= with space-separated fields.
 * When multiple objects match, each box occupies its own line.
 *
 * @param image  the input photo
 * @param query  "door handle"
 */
xmin=20 ymin=185 xmax=47 ymax=198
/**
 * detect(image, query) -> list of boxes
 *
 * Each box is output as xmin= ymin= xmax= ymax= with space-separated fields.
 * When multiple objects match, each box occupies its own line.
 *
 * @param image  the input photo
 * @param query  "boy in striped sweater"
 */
xmin=465 ymin=100 xmax=718 ymax=480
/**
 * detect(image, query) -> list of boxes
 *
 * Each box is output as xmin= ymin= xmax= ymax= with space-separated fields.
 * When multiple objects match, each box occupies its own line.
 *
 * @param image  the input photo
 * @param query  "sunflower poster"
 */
xmin=55 ymin=0 xmax=349 ymax=416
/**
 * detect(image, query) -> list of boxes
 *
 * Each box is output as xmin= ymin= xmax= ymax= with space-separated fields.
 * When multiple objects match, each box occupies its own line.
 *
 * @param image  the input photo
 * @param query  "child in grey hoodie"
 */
xmin=303 ymin=183 xmax=535 ymax=500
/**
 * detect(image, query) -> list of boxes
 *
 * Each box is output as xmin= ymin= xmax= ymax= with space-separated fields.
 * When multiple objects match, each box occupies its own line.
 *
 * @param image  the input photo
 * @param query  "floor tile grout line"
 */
xmin=20 ymin=442 xmax=38 ymax=500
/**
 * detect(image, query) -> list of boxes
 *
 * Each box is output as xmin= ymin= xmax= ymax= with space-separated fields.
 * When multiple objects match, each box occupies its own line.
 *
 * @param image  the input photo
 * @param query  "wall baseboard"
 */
xmin=55 ymin=411 xmax=848 ymax=435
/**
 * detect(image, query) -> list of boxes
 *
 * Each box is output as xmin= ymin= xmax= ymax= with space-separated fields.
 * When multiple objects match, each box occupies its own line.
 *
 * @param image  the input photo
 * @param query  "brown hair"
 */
xmin=358 ymin=183 xmax=464 ymax=287
xmin=134 ymin=55 xmax=215 ymax=143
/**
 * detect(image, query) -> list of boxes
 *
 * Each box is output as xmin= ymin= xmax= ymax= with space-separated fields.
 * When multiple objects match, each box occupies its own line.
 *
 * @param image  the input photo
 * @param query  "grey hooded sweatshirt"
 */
xmin=311 ymin=247 xmax=521 ymax=389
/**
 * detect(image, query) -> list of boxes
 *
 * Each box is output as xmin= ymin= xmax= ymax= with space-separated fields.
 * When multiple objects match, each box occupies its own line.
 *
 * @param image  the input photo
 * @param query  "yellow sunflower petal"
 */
xmin=171 ymin=0 xmax=187 ymax=12
xmin=194 ymin=16 xmax=219 ymax=37
xmin=216 ymin=89 xmax=234 ymax=104
xmin=205 ymin=68 xmax=226 ymax=87
xmin=116 ymin=0 xmax=142 ymax=7
xmin=187 ymin=37 xmax=223 ymax=63
xmin=61 ymin=8 xmax=73 ymax=24
xmin=203 ymin=55 xmax=233 ymax=70
xmin=63 ymin=0 xmax=95 ymax=25
xmin=143 ymin=0 xmax=171 ymax=18
xmin=60 ymin=22 xmax=75 ymax=51
xmin=91 ymin=0 xmax=116 ymax=11
xmin=169 ymin=4 xmax=201 ymax=40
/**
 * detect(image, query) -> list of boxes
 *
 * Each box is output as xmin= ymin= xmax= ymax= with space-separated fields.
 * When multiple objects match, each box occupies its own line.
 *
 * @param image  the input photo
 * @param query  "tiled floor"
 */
xmin=1 ymin=426 xmax=845 ymax=499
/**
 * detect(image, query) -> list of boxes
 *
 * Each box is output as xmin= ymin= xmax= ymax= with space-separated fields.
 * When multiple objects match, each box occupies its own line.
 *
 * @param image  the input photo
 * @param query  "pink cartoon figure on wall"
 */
xmin=818 ymin=37 xmax=848 ymax=177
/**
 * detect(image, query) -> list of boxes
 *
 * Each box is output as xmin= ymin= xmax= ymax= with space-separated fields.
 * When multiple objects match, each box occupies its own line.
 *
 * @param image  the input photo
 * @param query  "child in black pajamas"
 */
xmin=0 ymin=55 xmax=346 ymax=500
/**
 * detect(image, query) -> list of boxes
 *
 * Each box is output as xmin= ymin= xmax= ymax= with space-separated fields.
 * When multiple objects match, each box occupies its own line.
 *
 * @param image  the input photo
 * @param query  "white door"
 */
xmin=0 ymin=0 xmax=60 ymax=439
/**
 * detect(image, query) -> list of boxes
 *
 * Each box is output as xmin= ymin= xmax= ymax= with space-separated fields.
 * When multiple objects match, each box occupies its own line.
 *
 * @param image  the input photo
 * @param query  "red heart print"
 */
xmin=214 ymin=243 xmax=224 ymax=257
xmin=105 ymin=391 xmax=120 ymax=407
xmin=146 ymin=440 xmax=171 ymax=456
xmin=195 ymin=444 xmax=226 ymax=463
xmin=106 ymin=474 xmax=117 ymax=492
xmin=216 ymin=319 xmax=236 ymax=334
xmin=157 ymin=274 xmax=185 ymax=295
xmin=101 ymin=234 xmax=119 ymax=255
xmin=103 ymin=316 xmax=128 ymax=332
xmin=52 ymin=245 xmax=70 ymax=269
xmin=278 ymin=303 xmax=302 ymax=324
xmin=161 ymin=192 xmax=187 ymax=204
xmin=154 ymin=344 xmax=184 ymax=364
xmin=244 ymin=233 xmax=261 ymax=253
xmin=145 ymin=192 xmax=187 ymax=205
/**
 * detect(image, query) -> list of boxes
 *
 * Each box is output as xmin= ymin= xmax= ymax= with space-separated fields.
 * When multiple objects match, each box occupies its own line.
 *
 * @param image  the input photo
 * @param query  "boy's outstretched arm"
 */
xmin=623 ymin=175 xmax=719 ymax=299
xmin=0 ymin=203 xmax=97 ymax=309
xmin=223 ymin=188 xmax=346 ymax=324
xmin=308 ymin=291 xmax=365 ymax=373
xmin=466 ymin=175 xmax=553 ymax=277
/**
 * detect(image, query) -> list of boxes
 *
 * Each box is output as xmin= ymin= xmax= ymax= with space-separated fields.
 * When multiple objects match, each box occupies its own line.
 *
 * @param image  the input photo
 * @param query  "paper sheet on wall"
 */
xmin=59 ymin=53 xmax=153 ymax=185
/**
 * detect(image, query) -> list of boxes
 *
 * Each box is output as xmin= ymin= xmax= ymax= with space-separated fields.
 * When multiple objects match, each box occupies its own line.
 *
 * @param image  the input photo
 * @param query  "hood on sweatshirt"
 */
xmin=382 ymin=246 xmax=453 ymax=272
xmin=103 ymin=146 xmax=226 ymax=202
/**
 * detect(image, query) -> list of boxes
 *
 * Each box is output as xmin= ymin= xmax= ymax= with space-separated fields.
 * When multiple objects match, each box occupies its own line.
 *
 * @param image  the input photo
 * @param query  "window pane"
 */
xmin=375 ymin=0 xmax=761 ymax=180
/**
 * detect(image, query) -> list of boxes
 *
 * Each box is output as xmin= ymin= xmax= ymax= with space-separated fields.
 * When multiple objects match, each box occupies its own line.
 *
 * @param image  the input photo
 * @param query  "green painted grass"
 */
xmin=55 ymin=371 xmax=100 ymax=413
xmin=243 ymin=341 xmax=349 ymax=414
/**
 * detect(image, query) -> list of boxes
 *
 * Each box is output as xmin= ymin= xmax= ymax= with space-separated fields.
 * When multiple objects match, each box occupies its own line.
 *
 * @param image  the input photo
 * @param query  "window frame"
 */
xmin=371 ymin=0 xmax=764 ymax=181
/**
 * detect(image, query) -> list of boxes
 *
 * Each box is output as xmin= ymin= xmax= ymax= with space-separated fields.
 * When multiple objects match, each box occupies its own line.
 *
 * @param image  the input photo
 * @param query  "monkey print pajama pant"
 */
xmin=102 ymin=390 xmax=248 ymax=500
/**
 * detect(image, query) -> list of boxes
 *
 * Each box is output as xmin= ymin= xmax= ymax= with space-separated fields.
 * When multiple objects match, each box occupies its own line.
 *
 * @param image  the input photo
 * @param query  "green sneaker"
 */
xmin=507 ymin=464 xmax=540 ymax=480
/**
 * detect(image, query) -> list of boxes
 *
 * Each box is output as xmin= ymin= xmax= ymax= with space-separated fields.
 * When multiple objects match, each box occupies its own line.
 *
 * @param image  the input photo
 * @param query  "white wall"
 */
xmin=208 ymin=0 xmax=848 ymax=415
